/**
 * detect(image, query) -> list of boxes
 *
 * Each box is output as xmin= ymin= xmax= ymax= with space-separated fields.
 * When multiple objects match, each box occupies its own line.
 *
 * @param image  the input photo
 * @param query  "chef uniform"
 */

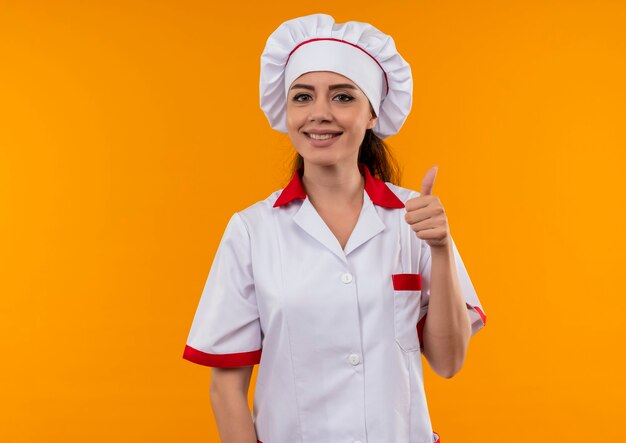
xmin=183 ymin=13 xmax=487 ymax=443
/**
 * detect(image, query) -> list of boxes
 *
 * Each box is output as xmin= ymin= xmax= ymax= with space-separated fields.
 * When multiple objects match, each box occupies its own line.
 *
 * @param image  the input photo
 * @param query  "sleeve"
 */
xmin=182 ymin=212 xmax=263 ymax=368
xmin=416 ymin=232 xmax=487 ymax=353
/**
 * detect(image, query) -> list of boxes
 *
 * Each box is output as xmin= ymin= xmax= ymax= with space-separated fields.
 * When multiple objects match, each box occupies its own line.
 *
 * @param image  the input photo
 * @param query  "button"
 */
xmin=341 ymin=272 xmax=353 ymax=284
xmin=348 ymin=353 xmax=361 ymax=365
xmin=355 ymin=441 xmax=363 ymax=443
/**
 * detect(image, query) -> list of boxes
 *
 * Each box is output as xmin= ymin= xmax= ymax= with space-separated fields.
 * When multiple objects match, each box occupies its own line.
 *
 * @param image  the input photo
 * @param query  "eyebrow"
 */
xmin=289 ymin=83 xmax=358 ymax=92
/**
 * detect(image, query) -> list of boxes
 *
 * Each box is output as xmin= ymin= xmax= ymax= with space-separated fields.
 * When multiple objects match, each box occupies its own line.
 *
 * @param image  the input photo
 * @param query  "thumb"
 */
xmin=420 ymin=165 xmax=438 ymax=196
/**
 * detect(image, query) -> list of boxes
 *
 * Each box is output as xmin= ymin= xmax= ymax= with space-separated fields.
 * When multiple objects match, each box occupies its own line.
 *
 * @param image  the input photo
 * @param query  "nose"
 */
xmin=308 ymin=97 xmax=333 ymax=123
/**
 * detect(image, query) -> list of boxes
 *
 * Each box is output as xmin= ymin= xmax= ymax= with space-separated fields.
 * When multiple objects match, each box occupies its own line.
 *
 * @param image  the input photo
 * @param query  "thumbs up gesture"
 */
xmin=404 ymin=165 xmax=451 ymax=249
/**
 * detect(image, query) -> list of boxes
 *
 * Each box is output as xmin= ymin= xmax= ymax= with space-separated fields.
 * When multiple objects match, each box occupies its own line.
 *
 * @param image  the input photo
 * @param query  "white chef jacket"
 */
xmin=183 ymin=162 xmax=487 ymax=443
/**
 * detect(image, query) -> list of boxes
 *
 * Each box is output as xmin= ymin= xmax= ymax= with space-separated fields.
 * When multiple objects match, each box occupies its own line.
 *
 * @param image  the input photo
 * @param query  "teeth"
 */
xmin=307 ymin=133 xmax=339 ymax=140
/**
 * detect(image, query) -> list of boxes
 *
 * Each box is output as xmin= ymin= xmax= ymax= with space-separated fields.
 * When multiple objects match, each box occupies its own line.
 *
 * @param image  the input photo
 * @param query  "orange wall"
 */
xmin=1 ymin=1 xmax=625 ymax=441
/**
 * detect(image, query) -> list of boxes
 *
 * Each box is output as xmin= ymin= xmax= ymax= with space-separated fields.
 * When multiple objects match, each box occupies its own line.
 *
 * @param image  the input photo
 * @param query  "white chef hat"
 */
xmin=259 ymin=13 xmax=413 ymax=139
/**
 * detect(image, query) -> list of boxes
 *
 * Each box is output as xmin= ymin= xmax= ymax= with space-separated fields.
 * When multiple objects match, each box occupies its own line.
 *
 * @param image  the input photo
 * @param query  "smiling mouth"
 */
xmin=304 ymin=132 xmax=343 ymax=140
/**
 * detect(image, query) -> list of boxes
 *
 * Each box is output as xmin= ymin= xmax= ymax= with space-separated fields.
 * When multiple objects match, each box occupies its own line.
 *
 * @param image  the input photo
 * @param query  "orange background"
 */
xmin=1 ymin=1 xmax=625 ymax=442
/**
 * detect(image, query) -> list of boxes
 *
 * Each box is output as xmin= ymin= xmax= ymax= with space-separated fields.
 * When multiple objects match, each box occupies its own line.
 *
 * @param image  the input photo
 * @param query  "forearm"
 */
xmin=210 ymin=389 xmax=258 ymax=443
xmin=422 ymin=243 xmax=472 ymax=378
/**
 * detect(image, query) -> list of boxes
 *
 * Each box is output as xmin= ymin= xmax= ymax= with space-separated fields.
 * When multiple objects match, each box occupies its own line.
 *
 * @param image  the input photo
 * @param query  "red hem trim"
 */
xmin=182 ymin=345 xmax=262 ymax=367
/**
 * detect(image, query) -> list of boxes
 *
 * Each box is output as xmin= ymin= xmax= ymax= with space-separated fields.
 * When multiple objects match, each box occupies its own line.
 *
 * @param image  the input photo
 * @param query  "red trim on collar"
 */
xmin=273 ymin=162 xmax=404 ymax=209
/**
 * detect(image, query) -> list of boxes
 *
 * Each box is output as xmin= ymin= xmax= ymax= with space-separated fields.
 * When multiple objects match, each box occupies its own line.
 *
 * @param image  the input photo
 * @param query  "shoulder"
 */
xmin=234 ymin=188 xmax=284 ymax=231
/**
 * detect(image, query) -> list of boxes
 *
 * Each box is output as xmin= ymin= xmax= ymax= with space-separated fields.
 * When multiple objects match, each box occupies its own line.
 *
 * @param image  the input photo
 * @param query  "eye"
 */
xmin=334 ymin=93 xmax=354 ymax=102
xmin=292 ymin=93 xmax=311 ymax=102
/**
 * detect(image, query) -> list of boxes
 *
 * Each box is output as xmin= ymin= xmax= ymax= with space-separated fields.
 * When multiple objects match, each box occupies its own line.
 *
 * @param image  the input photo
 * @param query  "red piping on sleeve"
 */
xmin=182 ymin=345 xmax=262 ymax=367
xmin=472 ymin=305 xmax=487 ymax=325
xmin=418 ymin=304 xmax=487 ymax=352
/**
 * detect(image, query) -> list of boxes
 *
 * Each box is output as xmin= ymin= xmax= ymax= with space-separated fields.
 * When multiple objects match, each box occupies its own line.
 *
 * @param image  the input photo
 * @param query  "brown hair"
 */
xmin=289 ymin=103 xmax=403 ymax=185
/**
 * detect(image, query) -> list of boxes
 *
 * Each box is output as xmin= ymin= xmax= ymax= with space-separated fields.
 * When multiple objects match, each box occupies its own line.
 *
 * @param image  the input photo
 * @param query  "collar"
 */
xmin=273 ymin=162 xmax=404 ymax=208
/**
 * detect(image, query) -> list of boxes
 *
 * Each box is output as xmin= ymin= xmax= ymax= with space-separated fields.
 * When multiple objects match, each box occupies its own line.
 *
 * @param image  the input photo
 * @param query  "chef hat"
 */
xmin=259 ymin=13 xmax=413 ymax=139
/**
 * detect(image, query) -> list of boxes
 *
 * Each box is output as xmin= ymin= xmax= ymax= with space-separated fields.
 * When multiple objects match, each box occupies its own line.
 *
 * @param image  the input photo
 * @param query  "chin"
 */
xmin=300 ymin=154 xmax=346 ymax=168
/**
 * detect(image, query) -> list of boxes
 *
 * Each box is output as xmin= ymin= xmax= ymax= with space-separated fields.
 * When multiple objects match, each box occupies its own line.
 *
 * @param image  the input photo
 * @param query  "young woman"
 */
xmin=183 ymin=13 xmax=487 ymax=443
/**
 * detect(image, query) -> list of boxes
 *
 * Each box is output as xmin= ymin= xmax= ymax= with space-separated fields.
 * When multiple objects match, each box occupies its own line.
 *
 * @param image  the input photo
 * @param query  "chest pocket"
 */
xmin=391 ymin=209 xmax=422 ymax=353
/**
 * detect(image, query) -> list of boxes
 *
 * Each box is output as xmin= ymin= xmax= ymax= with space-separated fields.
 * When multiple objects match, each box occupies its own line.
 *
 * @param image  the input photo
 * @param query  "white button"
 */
xmin=341 ymin=272 xmax=353 ymax=283
xmin=355 ymin=441 xmax=363 ymax=443
xmin=348 ymin=353 xmax=361 ymax=365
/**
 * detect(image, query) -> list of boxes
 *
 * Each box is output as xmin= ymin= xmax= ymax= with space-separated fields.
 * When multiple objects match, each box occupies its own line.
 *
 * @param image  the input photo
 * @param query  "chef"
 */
xmin=183 ymin=13 xmax=487 ymax=443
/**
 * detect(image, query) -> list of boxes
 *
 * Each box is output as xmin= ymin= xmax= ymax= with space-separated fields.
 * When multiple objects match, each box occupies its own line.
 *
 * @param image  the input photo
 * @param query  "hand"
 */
xmin=404 ymin=165 xmax=451 ymax=249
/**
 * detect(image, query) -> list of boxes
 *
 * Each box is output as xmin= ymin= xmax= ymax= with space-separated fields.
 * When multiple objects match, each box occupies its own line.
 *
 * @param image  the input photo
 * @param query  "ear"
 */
xmin=367 ymin=106 xmax=378 ymax=129
xmin=367 ymin=114 xmax=378 ymax=130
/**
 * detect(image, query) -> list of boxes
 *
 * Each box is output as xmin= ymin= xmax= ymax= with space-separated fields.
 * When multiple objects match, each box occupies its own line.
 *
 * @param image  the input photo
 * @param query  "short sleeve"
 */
xmin=182 ymin=212 xmax=263 ymax=368
xmin=416 ymin=232 xmax=487 ymax=352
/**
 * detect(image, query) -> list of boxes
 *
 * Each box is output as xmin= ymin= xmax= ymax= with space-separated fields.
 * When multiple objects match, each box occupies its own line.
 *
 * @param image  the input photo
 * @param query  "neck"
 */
xmin=301 ymin=161 xmax=365 ymax=209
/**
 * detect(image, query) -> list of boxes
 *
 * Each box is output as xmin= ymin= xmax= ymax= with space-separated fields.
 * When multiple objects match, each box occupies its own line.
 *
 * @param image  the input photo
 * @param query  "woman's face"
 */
xmin=286 ymin=71 xmax=377 ymax=167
